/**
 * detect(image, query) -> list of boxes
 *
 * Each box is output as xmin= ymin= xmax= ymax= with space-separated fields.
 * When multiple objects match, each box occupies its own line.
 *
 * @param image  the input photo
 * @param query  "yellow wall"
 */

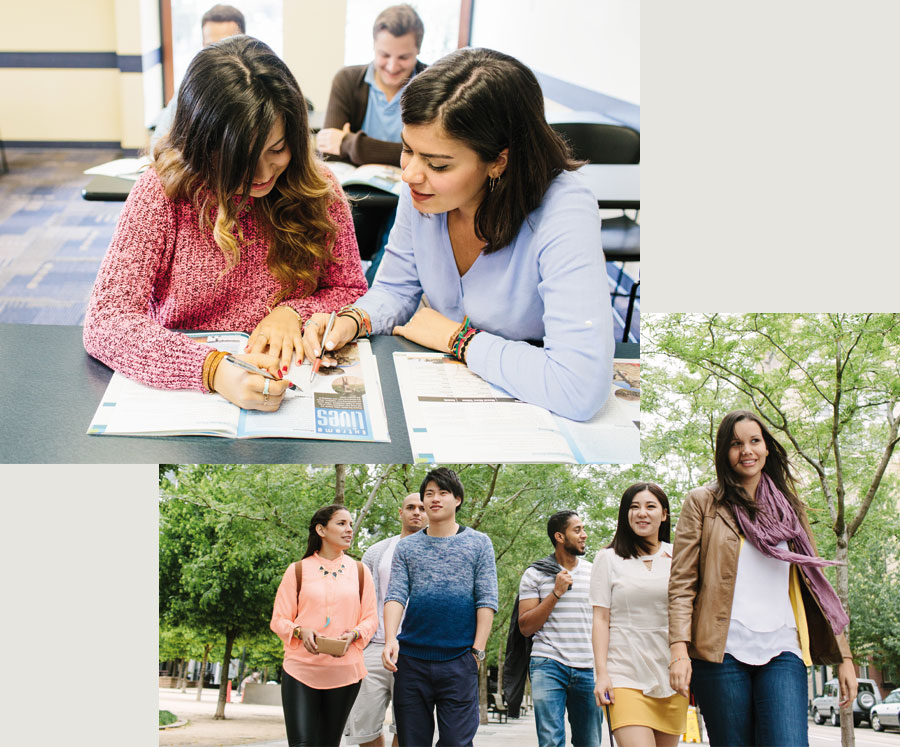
xmin=2 ymin=0 xmax=349 ymax=148
xmin=282 ymin=1 xmax=347 ymax=111
xmin=1 ymin=0 xmax=159 ymax=148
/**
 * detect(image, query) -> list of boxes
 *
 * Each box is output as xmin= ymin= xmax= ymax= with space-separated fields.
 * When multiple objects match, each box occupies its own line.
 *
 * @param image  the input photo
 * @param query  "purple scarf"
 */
xmin=732 ymin=472 xmax=849 ymax=636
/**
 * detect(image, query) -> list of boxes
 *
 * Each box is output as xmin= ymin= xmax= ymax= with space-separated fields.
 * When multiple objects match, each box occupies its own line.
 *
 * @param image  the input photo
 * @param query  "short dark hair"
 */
xmin=401 ymin=47 xmax=581 ymax=255
xmin=373 ymin=4 xmax=424 ymax=49
xmin=714 ymin=409 xmax=802 ymax=521
xmin=201 ymin=4 xmax=246 ymax=33
xmin=302 ymin=504 xmax=349 ymax=559
xmin=419 ymin=467 xmax=464 ymax=511
xmin=608 ymin=483 xmax=671 ymax=560
xmin=547 ymin=510 xmax=579 ymax=548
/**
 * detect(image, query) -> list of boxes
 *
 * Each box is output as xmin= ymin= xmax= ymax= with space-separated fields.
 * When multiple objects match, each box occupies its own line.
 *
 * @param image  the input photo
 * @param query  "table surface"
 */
xmin=0 ymin=324 xmax=637 ymax=464
xmin=82 ymin=164 xmax=640 ymax=209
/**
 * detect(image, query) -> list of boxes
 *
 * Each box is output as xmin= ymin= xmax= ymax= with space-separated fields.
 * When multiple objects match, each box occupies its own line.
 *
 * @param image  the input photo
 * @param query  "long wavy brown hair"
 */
xmin=153 ymin=35 xmax=337 ymax=304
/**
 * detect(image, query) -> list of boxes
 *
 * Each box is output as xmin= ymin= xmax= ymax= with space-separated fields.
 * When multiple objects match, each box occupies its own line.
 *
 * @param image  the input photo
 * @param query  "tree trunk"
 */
xmin=215 ymin=631 xmax=236 ymax=719
xmin=478 ymin=660 xmax=488 ymax=724
xmin=834 ymin=530 xmax=855 ymax=747
xmin=180 ymin=659 xmax=188 ymax=692
xmin=197 ymin=643 xmax=211 ymax=701
xmin=497 ymin=641 xmax=504 ymax=696
xmin=334 ymin=464 xmax=346 ymax=504
xmin=263 ymin=665 xmax=268 ymax=683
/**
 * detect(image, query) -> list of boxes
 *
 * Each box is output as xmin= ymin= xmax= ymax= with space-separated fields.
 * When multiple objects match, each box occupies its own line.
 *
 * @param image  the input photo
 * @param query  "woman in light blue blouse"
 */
xmin=302 ymin=47 xmax=613 ymax=421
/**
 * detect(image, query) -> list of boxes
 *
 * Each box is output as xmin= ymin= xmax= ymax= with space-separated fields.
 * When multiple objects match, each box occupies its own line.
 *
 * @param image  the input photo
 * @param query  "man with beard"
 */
xmin=344 ymin=493 xmax=427 ymax=747
xmin=518 ymin=511 xmax=603 ymax=747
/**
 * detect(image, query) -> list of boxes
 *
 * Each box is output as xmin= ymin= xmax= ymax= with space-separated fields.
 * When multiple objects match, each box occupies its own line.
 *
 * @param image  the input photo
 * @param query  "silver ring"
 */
xmin=303 ymin=319 xmax=320 ymax=331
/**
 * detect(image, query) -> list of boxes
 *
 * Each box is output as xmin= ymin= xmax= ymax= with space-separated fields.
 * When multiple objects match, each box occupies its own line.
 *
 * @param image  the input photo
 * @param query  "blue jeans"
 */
xmin=690 ymin=651 xmax=808 ymax=746
xmin=529 ymin=656 xmax=603 ymax=747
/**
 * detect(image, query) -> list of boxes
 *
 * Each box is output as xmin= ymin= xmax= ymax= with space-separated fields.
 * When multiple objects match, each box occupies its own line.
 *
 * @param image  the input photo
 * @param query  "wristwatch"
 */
xmin=471 ymin=648 xmax=486 ymax=662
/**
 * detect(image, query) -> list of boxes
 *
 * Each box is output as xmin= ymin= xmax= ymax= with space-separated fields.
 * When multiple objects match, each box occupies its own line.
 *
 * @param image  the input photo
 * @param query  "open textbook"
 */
xmin=83 ymin=156 xmax=152 ymax=180
xmin=393 ymin=353 xmax=640 ymax=464
xmin=87 ymin=332 xmax=389 ymax=441
xmin=326 ymin=162 xmax=403 ymax=195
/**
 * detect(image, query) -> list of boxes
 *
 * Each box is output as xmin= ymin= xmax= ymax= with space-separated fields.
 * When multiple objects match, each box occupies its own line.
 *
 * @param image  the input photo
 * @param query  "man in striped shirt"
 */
xmin=518 ymin=511 xmax=603 ymax=747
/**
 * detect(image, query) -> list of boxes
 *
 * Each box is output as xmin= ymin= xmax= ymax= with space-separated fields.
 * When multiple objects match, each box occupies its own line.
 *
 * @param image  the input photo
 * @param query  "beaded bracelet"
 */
xmin=669 ymin=656 xmax=690 ymax=667
xmin=458 ymin=329 xmax=479 ymax=364
xmin=338 ymin=305 xmax=371 ymax=339
xmin=448 ymin=317 xmax=470 ymax=353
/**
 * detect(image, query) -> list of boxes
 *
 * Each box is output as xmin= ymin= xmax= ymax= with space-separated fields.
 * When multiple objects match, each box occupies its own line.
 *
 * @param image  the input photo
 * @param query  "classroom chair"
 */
xmin=550 ymin=121 xmax=640 ymax=341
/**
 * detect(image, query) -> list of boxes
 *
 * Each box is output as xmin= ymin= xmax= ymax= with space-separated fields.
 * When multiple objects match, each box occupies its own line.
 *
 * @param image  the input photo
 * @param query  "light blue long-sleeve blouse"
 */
xmin=354 ymin=169 xmax=615 ymax=421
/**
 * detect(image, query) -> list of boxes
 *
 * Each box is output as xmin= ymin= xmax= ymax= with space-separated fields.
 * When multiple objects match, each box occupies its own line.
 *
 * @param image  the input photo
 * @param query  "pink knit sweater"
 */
xmin=83 ymin=167 xmax=368 ymax=390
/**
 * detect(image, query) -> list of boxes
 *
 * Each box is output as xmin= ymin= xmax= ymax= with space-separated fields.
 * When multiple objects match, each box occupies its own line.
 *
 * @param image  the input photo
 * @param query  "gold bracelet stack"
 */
xmin=203 ymin=350 xmax=229 ymax=393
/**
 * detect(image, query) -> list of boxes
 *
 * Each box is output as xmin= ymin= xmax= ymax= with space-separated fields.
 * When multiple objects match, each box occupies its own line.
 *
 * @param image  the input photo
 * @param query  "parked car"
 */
xmin=869 ymin=688 xmax=900 ymax=732
xmin=811 ymin=678 xmax=881 ymax=727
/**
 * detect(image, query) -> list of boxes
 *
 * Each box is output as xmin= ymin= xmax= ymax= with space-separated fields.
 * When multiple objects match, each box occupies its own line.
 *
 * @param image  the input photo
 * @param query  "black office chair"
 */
xmin=0 ymin=128 xmax=8 ymax=175
xmin=551 ymin=122 xmax=640 ymax=342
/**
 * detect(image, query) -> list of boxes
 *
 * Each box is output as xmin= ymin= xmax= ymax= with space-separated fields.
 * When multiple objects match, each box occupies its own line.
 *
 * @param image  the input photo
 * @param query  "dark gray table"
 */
xmin=0 ymin=324 xmax=637 ymax=463
xmin=82 ymin=165 xmax=639 ymax=209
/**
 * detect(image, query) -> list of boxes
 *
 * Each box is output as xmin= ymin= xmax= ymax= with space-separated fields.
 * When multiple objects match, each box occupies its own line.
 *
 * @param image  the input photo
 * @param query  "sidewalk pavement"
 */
xmin=159 ymin=688 xmax=570 ymax=746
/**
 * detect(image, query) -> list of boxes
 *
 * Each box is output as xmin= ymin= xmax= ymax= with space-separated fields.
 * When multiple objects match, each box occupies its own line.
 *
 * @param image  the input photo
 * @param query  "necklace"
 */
xmin=314 ymin=551 xmax=345 ymax=628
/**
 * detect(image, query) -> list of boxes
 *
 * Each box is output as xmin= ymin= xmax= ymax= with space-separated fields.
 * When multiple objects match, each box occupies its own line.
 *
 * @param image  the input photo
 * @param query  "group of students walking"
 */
xmin=268 ymin=411 xmax=858 ymax=747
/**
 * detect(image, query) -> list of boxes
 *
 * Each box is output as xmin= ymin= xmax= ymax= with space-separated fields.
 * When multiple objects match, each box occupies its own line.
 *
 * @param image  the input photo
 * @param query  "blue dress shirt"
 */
xmin=354 ymin=170 xmax=614 ymax=421
xmin=360 ymin=63 xmax=405 ymax=143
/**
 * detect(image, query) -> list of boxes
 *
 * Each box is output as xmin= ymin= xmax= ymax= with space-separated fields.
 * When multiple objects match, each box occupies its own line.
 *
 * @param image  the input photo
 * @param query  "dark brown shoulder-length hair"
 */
xmin=154 ymin=35 xmax=337 ymax=304
xmin=713 ymin=409 xmax=805 ymax=521
xmin=302 ymin=504 xmax=351 ymax=559
xmin=400 ymin=47 xmax=582 ymax=253
xmin=608 ymin=482 xmax=671 ymax=559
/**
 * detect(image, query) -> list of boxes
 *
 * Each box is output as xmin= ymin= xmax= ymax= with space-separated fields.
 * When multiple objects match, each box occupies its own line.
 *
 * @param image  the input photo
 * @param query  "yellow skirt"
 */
xmin=608 ymin=688 xmax=688 ymax=735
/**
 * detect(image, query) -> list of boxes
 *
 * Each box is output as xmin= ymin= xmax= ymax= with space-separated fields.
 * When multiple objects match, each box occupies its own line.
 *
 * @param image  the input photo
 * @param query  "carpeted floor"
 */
xmin=0 ymin=148 xmax=124 ymax=324
xmin=0 ymin=148 xmax=638 ymax=340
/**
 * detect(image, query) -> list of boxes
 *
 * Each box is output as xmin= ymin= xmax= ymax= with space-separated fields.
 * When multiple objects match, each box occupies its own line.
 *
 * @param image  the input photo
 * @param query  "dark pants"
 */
xmin=393 ymin=651 xmax=480 ymax=747
xmin=281 ymin=669 xmax=362 ymax=747
xmin=691 ymin=652 xmax=808 ymax=747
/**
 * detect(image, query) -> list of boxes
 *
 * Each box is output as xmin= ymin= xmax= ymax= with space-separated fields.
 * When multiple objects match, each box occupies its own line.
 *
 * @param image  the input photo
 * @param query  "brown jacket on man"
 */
xmin=668 ymin=485 xmax=852 ymax=665
xmin=323 ymin=60 xmax=427 ymax=166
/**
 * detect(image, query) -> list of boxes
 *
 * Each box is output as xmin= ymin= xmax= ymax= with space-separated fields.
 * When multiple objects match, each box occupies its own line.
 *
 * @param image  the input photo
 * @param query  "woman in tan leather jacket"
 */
xmin=667 ymin=410 xmax=856 ymax=746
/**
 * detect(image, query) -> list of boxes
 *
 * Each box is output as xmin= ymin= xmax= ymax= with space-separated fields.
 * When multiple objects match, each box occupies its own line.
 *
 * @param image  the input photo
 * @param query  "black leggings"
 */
xmin=281 ymin=669 xmax=362 ymax=747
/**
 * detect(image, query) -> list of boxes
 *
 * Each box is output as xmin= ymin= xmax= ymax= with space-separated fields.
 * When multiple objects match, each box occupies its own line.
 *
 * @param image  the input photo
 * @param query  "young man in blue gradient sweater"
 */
xmin=382 ymin=468 xmax=498 ymax=747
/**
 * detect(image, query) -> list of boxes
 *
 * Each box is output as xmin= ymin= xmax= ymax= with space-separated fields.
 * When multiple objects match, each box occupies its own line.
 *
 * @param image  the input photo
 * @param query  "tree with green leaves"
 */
xmin=644 ymin=312 xmax=900 ymax=747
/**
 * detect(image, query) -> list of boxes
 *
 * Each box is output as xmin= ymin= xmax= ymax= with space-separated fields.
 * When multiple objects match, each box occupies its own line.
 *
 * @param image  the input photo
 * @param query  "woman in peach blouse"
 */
xmin=270 ymin=504 xmax=377 ymax=746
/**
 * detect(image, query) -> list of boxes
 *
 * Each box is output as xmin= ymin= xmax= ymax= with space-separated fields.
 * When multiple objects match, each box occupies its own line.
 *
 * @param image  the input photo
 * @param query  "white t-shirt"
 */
xmin=589 ymin=544 xmax=675 ymax=697
xmin=725 ymin=538 xmax=801 ymax=665
xmin=519 ymin=557 xmax=594 ymax=669
xmin=372 ymin=535 xmax=401 ymax=644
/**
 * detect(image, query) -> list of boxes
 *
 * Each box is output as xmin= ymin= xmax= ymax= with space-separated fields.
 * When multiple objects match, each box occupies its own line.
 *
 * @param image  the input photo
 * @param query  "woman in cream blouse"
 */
xmin=590 ymin=483 xmax=688 ymax=747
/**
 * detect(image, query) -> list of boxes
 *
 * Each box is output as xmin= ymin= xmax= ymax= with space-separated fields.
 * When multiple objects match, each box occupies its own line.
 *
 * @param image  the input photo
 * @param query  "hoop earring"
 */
xmin=489 ymin=176 xmax=498 ymax=193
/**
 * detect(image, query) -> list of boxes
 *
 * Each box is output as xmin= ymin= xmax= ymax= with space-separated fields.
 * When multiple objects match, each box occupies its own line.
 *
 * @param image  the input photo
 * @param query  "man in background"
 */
xmin=150 ymin=4 xmax=246 ymax=149
xmin=343 ymin=494 xmax=427 ymax=747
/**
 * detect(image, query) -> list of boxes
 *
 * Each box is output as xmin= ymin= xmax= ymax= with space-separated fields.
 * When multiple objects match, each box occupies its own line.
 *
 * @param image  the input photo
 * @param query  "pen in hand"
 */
xmin=224 ymin=355 xmax=297 ymax=390
xmin=310 ymin=311 xmax=337 ymax=383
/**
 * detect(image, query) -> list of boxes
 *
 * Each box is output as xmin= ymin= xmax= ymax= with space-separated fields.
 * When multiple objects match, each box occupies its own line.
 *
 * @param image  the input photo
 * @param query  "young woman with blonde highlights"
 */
xmin=84 ymin=35 xmax=367 ymax=411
